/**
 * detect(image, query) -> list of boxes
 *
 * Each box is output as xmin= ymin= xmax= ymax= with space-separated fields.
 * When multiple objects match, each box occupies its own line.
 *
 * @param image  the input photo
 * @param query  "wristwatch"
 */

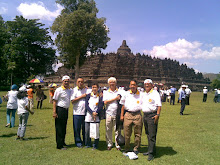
xmin=156 ymin=114 xmax=160 ymax=116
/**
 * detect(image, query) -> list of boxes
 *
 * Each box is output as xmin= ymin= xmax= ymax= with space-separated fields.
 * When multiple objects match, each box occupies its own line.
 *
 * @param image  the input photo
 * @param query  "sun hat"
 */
xmin=62 ymin=75 xmax=70 ymax=81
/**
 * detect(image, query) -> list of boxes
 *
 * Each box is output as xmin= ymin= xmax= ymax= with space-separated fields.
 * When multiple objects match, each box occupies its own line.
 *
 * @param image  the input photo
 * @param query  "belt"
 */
xmin=57 ymin=106 xmax=68 ymax=111
xmin=125 ymin=110 xmax=141 ymax=114
xmin=143 ymin=111 xmax=157 ymax=115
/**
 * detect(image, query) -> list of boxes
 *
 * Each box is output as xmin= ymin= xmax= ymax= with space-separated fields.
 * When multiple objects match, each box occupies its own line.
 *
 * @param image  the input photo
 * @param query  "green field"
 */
xmin=0 ymin=91 xmax=219 ymax=165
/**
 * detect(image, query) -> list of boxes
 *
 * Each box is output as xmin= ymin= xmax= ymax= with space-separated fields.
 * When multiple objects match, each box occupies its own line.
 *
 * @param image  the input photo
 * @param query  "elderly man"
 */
xmin=179 ymin=85 xmax=187 ymax=115
xmin=103 ymin=77 xmax=121 ymax=150
xmin=53 ymin=75 xmax=72 ymax=150
xmin=203 ymin=86 xmax=208 ymax=102
xmin=71 ymin=78 xmax=88 ymax=148
xmin=141 ymin=79 xmax=162 ymax=161
xmin=120 ymin=80 xmax=142 ymax=154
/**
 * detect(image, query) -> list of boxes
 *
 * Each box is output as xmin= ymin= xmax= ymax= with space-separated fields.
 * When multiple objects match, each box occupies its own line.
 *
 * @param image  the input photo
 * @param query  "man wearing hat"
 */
xmin=27 ymin=85 xmax=35 ymax=111
xmin=53 ymin=75 xmax=72 ymax=150
xmin=141 ymin=79 xmax=162 ymax=161
xmin=179 ymin=85 xmax=187 ymax=115
xmin=203 ymin=86 xmax=208 ymax=102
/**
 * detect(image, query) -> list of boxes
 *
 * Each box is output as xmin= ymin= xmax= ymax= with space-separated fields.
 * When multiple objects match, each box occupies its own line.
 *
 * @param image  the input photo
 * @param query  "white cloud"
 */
xmin=183 ymin=62 xmax=197 ymax=67
xmin=0 ymin=6 xmax=8 ymax=14
xmin=17 ymin=2 xmax=63 ymax=21
xmin=143 ymin=38 xmax=220 ymax=60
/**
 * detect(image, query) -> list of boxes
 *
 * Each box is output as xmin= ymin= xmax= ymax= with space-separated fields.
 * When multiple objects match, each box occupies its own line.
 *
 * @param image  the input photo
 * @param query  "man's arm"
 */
xmin=53 ymin=100 xmax=58 ymax=118
xmin=152 ymin=106 xmax=161 ymax=124
xmin=71 ymin=93 xmax=87 ymax=104
xmin=104 ymin=95 xmax=121 ymax=105
xmin=120 ymin=105 xmax=125 ymax=121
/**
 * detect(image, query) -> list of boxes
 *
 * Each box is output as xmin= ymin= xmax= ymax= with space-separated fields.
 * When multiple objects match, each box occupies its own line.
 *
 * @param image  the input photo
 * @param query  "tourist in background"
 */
xmin=103 ymin=77 xmax=121 ymax=151
xmin=179 ymin=85 xmax=187 ymax=115
xmin=36 ymin=85 xmax=44 ymax=109
xmin=49 ymin=86 xmax=55 ymax=104
xmin=53 ymin=76 xmax=72 ymax=150
xmin=5 ymin=84 xmax=18 ymax=127
xmin=120 ymin=80 xmax=142 ymax=154
xmin=141 ymin=79 xmax=162 ymax=161
xmin=203 ymin=86 xmax=208 ymax=102
xmin=185 ymin=85 xmax=192 ymax=105
xmin=217 ymin=88 xmax=220 ymax=103
xmin=84 ymin=83 xmax=104 ymax=150
xmin=71 ymin=78 xmax=88 ymax=148
xmin=170 ymin=86 xmax=176 ymax=105
xmin=27 ymin=85 xmax=35 ymax=111
xmin=16 ymin=86 xmax=34 ymax=140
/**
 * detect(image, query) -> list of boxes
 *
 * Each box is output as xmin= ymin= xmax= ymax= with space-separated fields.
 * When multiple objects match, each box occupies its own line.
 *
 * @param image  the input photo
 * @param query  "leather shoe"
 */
xmin=148 ymin=154 xmax=154 ymax=161
xmin=107 ymin=146 xmax=112 ymax=150
xmin=143 ymin=152 xmax=149 ymax=156
xmin=133 ymin=150 xmax=139 ymax=155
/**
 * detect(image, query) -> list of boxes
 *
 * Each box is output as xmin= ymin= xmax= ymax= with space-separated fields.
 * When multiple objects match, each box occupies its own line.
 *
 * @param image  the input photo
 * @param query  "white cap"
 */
xmin=62 ymin=75 xmax=70 ymax=81
xmin=19 ymin=85 xmax=27 ymax=92
xmin=204 ymin=86 xmax=207 ymax=89
xmin=144 ymin=79 xmax=153 ymax=84
xmin=182 ymin=85 xmax=187 ymax=88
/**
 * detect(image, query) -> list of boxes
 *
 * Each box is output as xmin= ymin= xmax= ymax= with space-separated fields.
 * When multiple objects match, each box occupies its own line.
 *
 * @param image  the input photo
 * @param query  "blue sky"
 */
xmin=1 ymin=0 xmax=220 ymax=73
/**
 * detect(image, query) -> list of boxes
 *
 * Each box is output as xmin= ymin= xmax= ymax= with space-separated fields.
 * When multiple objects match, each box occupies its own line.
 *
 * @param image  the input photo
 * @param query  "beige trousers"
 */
xmin=28 ymin=98 xmax=34 ymax=111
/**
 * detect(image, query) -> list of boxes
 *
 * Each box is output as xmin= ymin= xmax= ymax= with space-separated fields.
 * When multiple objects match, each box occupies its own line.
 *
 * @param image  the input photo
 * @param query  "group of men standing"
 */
xmin=52 ymin=76 xmax=162 ymax=161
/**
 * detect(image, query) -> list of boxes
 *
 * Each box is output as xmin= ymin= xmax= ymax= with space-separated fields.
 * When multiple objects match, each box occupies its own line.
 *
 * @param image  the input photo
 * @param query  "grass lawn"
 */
xmin=0 ymin=91 xmax=219 ymax=165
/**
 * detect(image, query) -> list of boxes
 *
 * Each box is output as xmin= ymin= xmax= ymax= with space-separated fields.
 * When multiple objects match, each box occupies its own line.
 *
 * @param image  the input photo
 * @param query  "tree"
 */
xmin=0 ymin=15 xmax=9 ymax=85
xmin=211 ymin=75 xmax=220 ymax=89
xmin=51 ymin=0 xmax=110 ymax=83
xmin=4 ymin=16 xmax=56 ymax=84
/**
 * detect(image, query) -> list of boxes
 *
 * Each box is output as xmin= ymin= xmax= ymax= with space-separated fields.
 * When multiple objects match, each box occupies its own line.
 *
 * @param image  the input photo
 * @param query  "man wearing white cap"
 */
xmin=53 ymin=75 xmax=72 ymax=150
xmin=141 ymin=79 xmax=162 ymax=161
xmin=203 ymin=86 xmax=208 ymax=102
xmin=179 ymin=85 xmax=187 ymax=115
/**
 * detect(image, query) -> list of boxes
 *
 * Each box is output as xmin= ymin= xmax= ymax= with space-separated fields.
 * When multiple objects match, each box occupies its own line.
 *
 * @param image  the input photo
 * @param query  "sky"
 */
xmin=1 ymin=0 xmax=220 ymax=74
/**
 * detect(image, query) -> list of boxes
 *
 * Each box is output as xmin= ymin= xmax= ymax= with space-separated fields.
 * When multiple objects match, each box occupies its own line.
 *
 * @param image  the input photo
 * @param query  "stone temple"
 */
xmin=45 ymin=40 xmax=210 ymax=90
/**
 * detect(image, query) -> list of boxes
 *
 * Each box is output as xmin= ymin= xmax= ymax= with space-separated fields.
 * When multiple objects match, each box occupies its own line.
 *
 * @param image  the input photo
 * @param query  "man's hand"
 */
xmin=179 ymin=100 xmax=181 ymax=103
xmin=152 ymin=115 xmax=159 ymax=124
xmin=120 ymin=115 xmax=124 ymax=121
xmin=53 ymin=112 xmax=58 ymax=119
xmin=115 ymin=95 xmax=121 ymax=101
xmin=93 ymin=112 xmax=97 ymax=121
xmin=30 ymin=111 xmax=34 ymax=115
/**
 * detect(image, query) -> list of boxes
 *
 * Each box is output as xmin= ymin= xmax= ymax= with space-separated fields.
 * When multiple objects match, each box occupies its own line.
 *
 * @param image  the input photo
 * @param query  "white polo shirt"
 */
xmin=17 ymin=97 xmax=29 ymax=114
xmin=203 ymin=89 xmax=208 ymax=94
xmin=71 ymin=86 xmax=89 ymax=115
xmin=120 ymin=90 xmax=142 ymax=112
xmin=53 ymin=86 xmax=72 ymax=109
xmin=141 ymin=89 xmax=162 ymax=113
xmin=85 ymin=93 xmax=100 ymax=122
xmin=7 ymin=90 xmax=18 ymax=109
xmin=103 ymin=88 xmax=120 ymax=117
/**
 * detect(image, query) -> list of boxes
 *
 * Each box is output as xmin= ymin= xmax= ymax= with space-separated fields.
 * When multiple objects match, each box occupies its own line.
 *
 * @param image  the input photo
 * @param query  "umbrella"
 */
xmin=48 ymin=83 xmax=58 ymax=87
xmin=29 ymin=78 xmax=44 ymax=83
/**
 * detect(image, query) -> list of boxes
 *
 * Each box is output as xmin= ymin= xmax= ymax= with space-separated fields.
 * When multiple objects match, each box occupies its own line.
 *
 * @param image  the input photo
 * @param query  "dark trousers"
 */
xmin=55 ymin=106 xmax=68 ymax=149
xmin=170 ymin=93 xmax=175 ymax=105
xmin=73 ymin=115 xmax=85 ymax=146
xmin=180 ymin=98 xmax=186 ymax=114
xmin=203 ymin=94 xmax=207 ymax=102
xmin=143 ymin=112 xmax=158 ymax=156
xmin=85 ymin=122 xmax=99 ymax=148
xmin=37 ymin=100 xmax=43 ymax=109
xmin=185 ymin=96 xmax=190 ymax=105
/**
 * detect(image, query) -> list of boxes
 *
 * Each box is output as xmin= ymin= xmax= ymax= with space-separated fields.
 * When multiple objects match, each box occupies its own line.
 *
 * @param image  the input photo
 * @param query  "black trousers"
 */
xmin=203 ymin=94 xmax=207 ymax=102
xmin=180 ymin=98 xmax=186 ymax=114
xmin=55 ymin=106 xmax=68 ymax=149
xmin=170 ymin=93 xmax=175 ymax=105
xmin=143 ymin=112 xmax=158 ymax=156
xmin=185 ymin=96 xmax=190 ymax=105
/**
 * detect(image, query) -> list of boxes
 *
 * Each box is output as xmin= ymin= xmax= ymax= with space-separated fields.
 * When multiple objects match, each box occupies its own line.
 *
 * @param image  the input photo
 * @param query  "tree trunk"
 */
xmin=74 ymin=52 xmax=80 ymax=87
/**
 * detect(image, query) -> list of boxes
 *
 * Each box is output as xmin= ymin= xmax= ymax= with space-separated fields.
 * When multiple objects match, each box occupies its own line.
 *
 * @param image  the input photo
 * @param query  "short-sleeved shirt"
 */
xmin=120 ymin=90 xmax=142 ymax=112
xmin=203 ymin=89 xmax=208 ymax=94
xmin=85 ymin=93 xmax=100 ymax=122
xmin=103 ymin=88 xmax=120 ymax=117
xmin=141 ymin=89 xmax=162 ymax=113
xmin=7 ymin=90 xmax=18 ymax=109
xmin=17 ymin=97 xmax=29 ymax=114
xmin=53 ymin=86 xmax=72 ymax=109
xmin=27 ymin=88 xmax=34 ymax=99
xmin=71 ymin=87 xmax=89 ymax=115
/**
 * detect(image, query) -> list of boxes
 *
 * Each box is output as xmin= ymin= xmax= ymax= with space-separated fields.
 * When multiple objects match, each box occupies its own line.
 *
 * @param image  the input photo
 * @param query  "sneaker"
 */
xmin=16 ymin=136 xmax=20 ymax=140
xmin=107 ymin=146 xmax=112 ymax=150
xmin=76 ymin=143 xmax=83 ymax=148
xmin=148 ymin=154 xmax=154 ymax=161
xmin=92 ymin=147 xmax=97 ymax=150
xmin=5 ymin=123 xmax=10 ymax=127
xmin=20 ymin=137 xmax=29 ymax=141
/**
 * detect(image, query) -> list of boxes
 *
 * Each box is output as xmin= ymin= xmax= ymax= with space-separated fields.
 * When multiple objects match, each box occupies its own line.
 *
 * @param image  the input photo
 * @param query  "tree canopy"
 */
xmin=51 ymin=0 xmax=110 ymax=82
xmin=0 ymin=16 xmax=56 ymax=85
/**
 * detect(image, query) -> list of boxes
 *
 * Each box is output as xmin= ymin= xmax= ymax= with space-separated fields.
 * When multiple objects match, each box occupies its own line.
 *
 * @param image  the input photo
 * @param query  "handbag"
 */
xmin=43 ymin=95 xmax=47 ymax=100
xmin=90 ymin=123 xmax=100 ymax=139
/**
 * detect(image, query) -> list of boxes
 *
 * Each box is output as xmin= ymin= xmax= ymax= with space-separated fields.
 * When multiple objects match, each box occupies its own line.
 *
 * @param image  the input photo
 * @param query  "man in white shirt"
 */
xmin=71 ymin=78 xmax=88 ymax=148
xmin=185 ymin=86 xmax=192 ymax=105
xmin=141 ymin=79 xmax=162 ymax=161
xmin=53 ymin=75 xmax=72 ymax=150
xmin=103 ymin=77 xmax=121 ymax=150
xmin=120 ymin=80 xmax=142 ymax=154
xmin=203 ymin=86 xmax=208 ymax=102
